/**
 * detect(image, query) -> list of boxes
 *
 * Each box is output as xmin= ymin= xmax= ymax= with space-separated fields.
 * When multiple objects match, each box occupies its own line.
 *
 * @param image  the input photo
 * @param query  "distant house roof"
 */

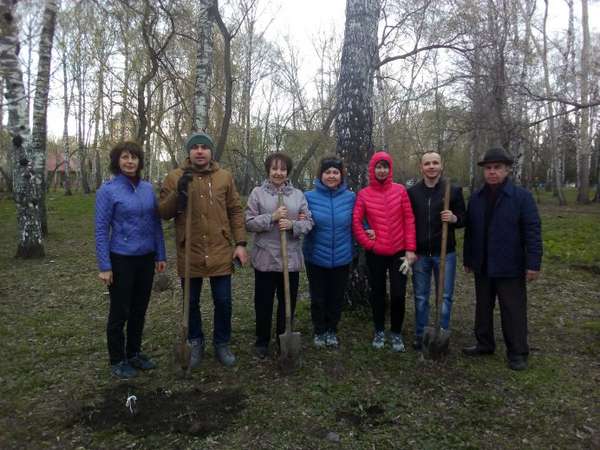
xmin=46 ymin=153 xmax=78 ymax=173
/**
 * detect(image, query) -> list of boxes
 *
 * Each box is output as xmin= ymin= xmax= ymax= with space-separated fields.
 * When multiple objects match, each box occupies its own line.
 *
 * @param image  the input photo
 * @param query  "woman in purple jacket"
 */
xmin=95 ymin=141 xmax=167 ymax=379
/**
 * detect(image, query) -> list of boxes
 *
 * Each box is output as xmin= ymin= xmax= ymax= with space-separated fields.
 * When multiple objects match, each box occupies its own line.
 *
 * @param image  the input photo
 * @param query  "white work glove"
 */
xmin=399 ymin=256 xmax=412 ymax=276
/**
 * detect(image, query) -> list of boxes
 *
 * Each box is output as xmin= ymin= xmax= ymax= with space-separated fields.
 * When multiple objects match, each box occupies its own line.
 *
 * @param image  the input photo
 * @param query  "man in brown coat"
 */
xmin=159 ymin=132 xmax=248 ymax=367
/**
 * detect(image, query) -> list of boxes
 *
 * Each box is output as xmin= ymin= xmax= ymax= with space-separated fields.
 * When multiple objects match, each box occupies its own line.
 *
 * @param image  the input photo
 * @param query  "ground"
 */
xmin=0 ymin=190 xmax=598 ymax=449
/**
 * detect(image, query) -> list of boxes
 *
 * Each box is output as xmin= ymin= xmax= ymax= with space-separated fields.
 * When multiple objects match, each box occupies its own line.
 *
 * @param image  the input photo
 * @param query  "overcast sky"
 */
xmin=34 ymin=0 xmax=600 ymax=137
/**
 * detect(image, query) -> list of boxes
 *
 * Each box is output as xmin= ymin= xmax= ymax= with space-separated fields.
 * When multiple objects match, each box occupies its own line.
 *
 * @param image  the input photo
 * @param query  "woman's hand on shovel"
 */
xmin=98 ymin=270 xmax=113 ymax=286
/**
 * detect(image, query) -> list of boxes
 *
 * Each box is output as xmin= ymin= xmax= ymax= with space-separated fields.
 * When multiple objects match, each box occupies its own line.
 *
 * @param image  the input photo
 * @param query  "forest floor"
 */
xmin=0 ymin=190 xmax=599 ymax=449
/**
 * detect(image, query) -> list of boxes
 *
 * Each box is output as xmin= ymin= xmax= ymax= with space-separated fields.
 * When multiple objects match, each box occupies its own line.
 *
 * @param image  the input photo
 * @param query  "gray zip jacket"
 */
xmin=245 ymin=180 xmax=313 ymax=272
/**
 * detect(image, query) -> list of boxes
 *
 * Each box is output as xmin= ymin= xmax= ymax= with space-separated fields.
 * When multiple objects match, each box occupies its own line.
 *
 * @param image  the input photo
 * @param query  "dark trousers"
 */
xmin=254 ymin=269 xmax=299 ymax=348
xmin=474 ymin=274 xmax=529 ymax=360
xmin=366 ymin=251 xmax=407 ymax=333
xmin=184 ymin=275 xmax=232 ymax=346
xmin=306 ymin=262 xmax=349 ymax=335
xmin=107 ymin=252 xmax=155 ymax=365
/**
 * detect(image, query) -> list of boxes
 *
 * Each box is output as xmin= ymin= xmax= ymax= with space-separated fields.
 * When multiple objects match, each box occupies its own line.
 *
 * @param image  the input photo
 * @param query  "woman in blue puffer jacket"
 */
xmin=95 ymin=141 xmax=167 ymax=380
xmin=303 ymin=155 xmax=355 ymax=348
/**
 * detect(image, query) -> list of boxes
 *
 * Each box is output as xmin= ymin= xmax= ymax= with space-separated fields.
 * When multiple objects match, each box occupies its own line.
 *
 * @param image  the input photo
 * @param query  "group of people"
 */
xmin=95 ymin=132 xmax=542 ymax=380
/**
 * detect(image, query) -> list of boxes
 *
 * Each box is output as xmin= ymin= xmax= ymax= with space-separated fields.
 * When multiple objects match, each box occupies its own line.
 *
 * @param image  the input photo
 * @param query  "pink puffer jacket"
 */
xmin=352 ymin=152 xmax=416 ymax=256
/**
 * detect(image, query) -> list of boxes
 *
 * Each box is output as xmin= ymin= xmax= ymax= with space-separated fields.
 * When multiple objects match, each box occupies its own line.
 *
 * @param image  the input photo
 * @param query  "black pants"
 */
xmin=306 ymin=262 xmax=349 ymax=335
xmin=474 ymin=274 xmax=529 ymax=360
xmin=366 ymin=251 xmax=407 ymax=333
xmin=107 ymin=252 xmax=155 ymax=365
xmin=254 ymin=269 xmax=299 ymax=348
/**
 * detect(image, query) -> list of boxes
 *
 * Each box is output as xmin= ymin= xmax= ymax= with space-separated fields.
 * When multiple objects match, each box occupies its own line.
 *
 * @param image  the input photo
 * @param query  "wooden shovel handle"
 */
xmin=278 ymin=193 xmax=292 ymax=333
xmin=183 ymin=182 xmax=192 ymax=339
xmin=435 ymin=179 xmax=451 ymax=327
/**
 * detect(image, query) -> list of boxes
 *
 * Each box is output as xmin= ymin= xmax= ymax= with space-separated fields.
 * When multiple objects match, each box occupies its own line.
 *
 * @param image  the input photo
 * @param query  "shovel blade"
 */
xmin=174 ymin=340 xmax=192 ymax=371
xmin=423 ymin=326 xmax=451 ymax=360
xmin=278 ymin=331 xmax=302 ymax=373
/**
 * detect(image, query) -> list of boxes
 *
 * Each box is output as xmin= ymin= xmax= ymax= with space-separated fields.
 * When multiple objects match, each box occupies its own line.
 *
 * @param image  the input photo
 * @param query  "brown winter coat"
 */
xmin=159 ymin=159 xmax=246 ymax=278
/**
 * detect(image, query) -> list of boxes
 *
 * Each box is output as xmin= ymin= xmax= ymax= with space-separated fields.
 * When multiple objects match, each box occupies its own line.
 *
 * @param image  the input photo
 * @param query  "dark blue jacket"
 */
xmin=303 ymin=179 xmax=355 ymax=268
xmin=463 ymin=179 xmax=542 ymax=277
xmin=95 ymin=174 xmax=166 ymax=271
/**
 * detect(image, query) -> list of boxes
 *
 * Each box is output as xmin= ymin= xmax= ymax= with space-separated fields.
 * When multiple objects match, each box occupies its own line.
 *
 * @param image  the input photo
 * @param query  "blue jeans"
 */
xmin=183 ymin=276 xmax=232 ymax=346
xmin=412 ymin=252 xmax=457 ymax=337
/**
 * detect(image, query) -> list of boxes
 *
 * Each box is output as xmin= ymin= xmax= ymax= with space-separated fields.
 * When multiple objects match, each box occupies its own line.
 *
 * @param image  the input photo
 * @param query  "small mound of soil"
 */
xmin=76 ymin=385 xmax=245 ymax=437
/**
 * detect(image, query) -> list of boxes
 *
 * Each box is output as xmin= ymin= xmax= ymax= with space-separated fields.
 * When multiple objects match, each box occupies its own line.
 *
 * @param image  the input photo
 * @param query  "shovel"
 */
xmin=277 ymin=193 xmax=301 ymax=373
xmin=174 ymin=183 xmax=193 ymax=373
xmin=423 ymin=178 xmax=452 ymax=360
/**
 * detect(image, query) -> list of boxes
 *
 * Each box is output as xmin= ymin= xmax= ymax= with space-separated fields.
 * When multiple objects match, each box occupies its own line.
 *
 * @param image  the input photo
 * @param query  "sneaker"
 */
xmin=391 ymin=333 xmax=406 ymax=352
xmin=111 ymin=361 xmax=138 ymax=379
xmin=313 ymin=334 xmax=327 ymax=348
xmin=129 ymin=353 xmax=156 ymax=370
xmin=215 ymin=345 xmax=236 ymax=367
xmin=255 ymin=345 xmax=269 ymax=359
xmin=325 ymin=332 xmax=339 ymax=348
xmin=190 ymin=338 xmax=204 ymax=368
xmin=508 ymin=357 xmax=528 ymax=371
xmin=413 ymin=335 xmax=423 ymax=351
xmin=372 ymin=331 xmax=385 ymax=349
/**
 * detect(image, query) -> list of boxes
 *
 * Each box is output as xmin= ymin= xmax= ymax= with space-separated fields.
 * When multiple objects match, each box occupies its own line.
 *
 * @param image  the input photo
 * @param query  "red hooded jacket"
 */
xmin=352 ymin=152 xmax=416 ymax=256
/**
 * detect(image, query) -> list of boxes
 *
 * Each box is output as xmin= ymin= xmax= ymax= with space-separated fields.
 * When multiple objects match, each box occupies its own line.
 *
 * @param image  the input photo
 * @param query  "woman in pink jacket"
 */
xmin=353 ymin=152 xmax=417 ymax=352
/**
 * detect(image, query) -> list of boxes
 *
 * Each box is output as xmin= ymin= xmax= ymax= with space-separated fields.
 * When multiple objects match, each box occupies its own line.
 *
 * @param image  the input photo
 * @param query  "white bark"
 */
xmin=192 ymin=0 xmax=214 ymax=132
xmin=0 ymin=0 xmax=45 ymax=257
xmin=577 ymin=0 xmax=591 ymax=203
xmin=32 ymin=0 xmax=59 ymax=235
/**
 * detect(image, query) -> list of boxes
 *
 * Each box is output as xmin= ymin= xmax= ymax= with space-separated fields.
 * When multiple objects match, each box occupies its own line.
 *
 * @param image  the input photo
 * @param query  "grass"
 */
xmin=0 ymin=189 xmax=599 ymax=449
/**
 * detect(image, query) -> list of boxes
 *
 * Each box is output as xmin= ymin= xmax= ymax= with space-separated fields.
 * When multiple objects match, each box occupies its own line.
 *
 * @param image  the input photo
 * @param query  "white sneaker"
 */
xmin=391 ymin=333 xmax=406 ymax=352
xmin=372 ymin=331 xmax=385 ymax=349
xmin=313 ymin=334 xmax=327 ymax=348
xmin=325 ymin=332 xmax=339 ymax=347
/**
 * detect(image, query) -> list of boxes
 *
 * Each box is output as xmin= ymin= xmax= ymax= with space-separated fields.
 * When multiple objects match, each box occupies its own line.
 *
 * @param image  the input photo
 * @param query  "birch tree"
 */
xmin=577 ymin=0 xmax=591 ymax=203
xmin=0 ymin=0 xmax=45 ymax=257
xmin=192 ymin=0 xmax=214 ymax=132
xmin=31 ymin=0 xmax=58 ymax=236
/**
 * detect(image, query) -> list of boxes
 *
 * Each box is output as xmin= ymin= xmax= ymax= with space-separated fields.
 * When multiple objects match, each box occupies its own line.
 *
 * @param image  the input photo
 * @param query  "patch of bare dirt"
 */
xmin=75 ymin=385 xmax=245 ymax=437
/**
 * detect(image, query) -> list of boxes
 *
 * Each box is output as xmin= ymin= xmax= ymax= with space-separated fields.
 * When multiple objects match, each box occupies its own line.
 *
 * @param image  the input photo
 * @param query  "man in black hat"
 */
xmin=462 ymin=147 xmax=542 ymax=370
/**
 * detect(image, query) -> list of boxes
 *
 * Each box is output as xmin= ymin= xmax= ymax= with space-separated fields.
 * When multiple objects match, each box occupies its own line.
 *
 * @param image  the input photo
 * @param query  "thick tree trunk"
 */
xmin=31 ymin=0 xmax=58 ymax=237
xmin=335 ymin=0 xmax=380 ymax=307
xmin=0 ymin=1 xmax=45 ymax=257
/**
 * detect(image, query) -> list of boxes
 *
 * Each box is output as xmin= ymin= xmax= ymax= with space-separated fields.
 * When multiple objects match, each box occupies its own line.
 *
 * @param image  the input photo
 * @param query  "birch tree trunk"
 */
xmin=31 ymin=0 xmax=59 ymax=236
xmin=335 ymin=0 xmax=380 ymax=307
xmin=0 ymin=0 xmax=45 ymax=257
xmin=192 ymin=0 xmax=214 ymax=132
xmin=577 ymin=0 xmax=591 ymax=204
xmin=213 ymin=2 xmax=234 ymax=162
xmin=538 ymin=0 xmax=566 ymax=204
xmin=61 ymin=51 xmax=72 ymax=196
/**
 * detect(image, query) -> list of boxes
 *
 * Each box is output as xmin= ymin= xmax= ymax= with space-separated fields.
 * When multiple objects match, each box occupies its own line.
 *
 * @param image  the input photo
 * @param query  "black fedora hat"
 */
xmin=478 ymin=147 xmax=514 ymax=166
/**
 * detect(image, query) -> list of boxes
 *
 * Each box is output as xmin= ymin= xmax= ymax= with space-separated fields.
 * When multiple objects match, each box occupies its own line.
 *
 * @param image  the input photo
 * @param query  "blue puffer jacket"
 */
xmin=95 ymin=174 xmax=166 ymax=271
xmin=463 ymin=179 xmax=542 ymax=277
xmin=303 ymin=179 xmax=356 ymax=268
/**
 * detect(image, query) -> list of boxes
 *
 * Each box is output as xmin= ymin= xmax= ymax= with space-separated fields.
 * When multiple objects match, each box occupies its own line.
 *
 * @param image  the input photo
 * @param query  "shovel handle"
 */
xmin=182 ymin=182 xmax=193 ymax=340
xmin=278 ymin=193 xmax=293 ymax=333
xmin=435 ymin=179 xmax=451 ymax=327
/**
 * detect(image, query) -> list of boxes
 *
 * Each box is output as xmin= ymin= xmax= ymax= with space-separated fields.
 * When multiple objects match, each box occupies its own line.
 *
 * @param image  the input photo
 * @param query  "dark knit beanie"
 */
xmin=318 ymin=156 xmax=344 ymax=180
xmin=185 ymin=132 xmax=215 ymax=152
